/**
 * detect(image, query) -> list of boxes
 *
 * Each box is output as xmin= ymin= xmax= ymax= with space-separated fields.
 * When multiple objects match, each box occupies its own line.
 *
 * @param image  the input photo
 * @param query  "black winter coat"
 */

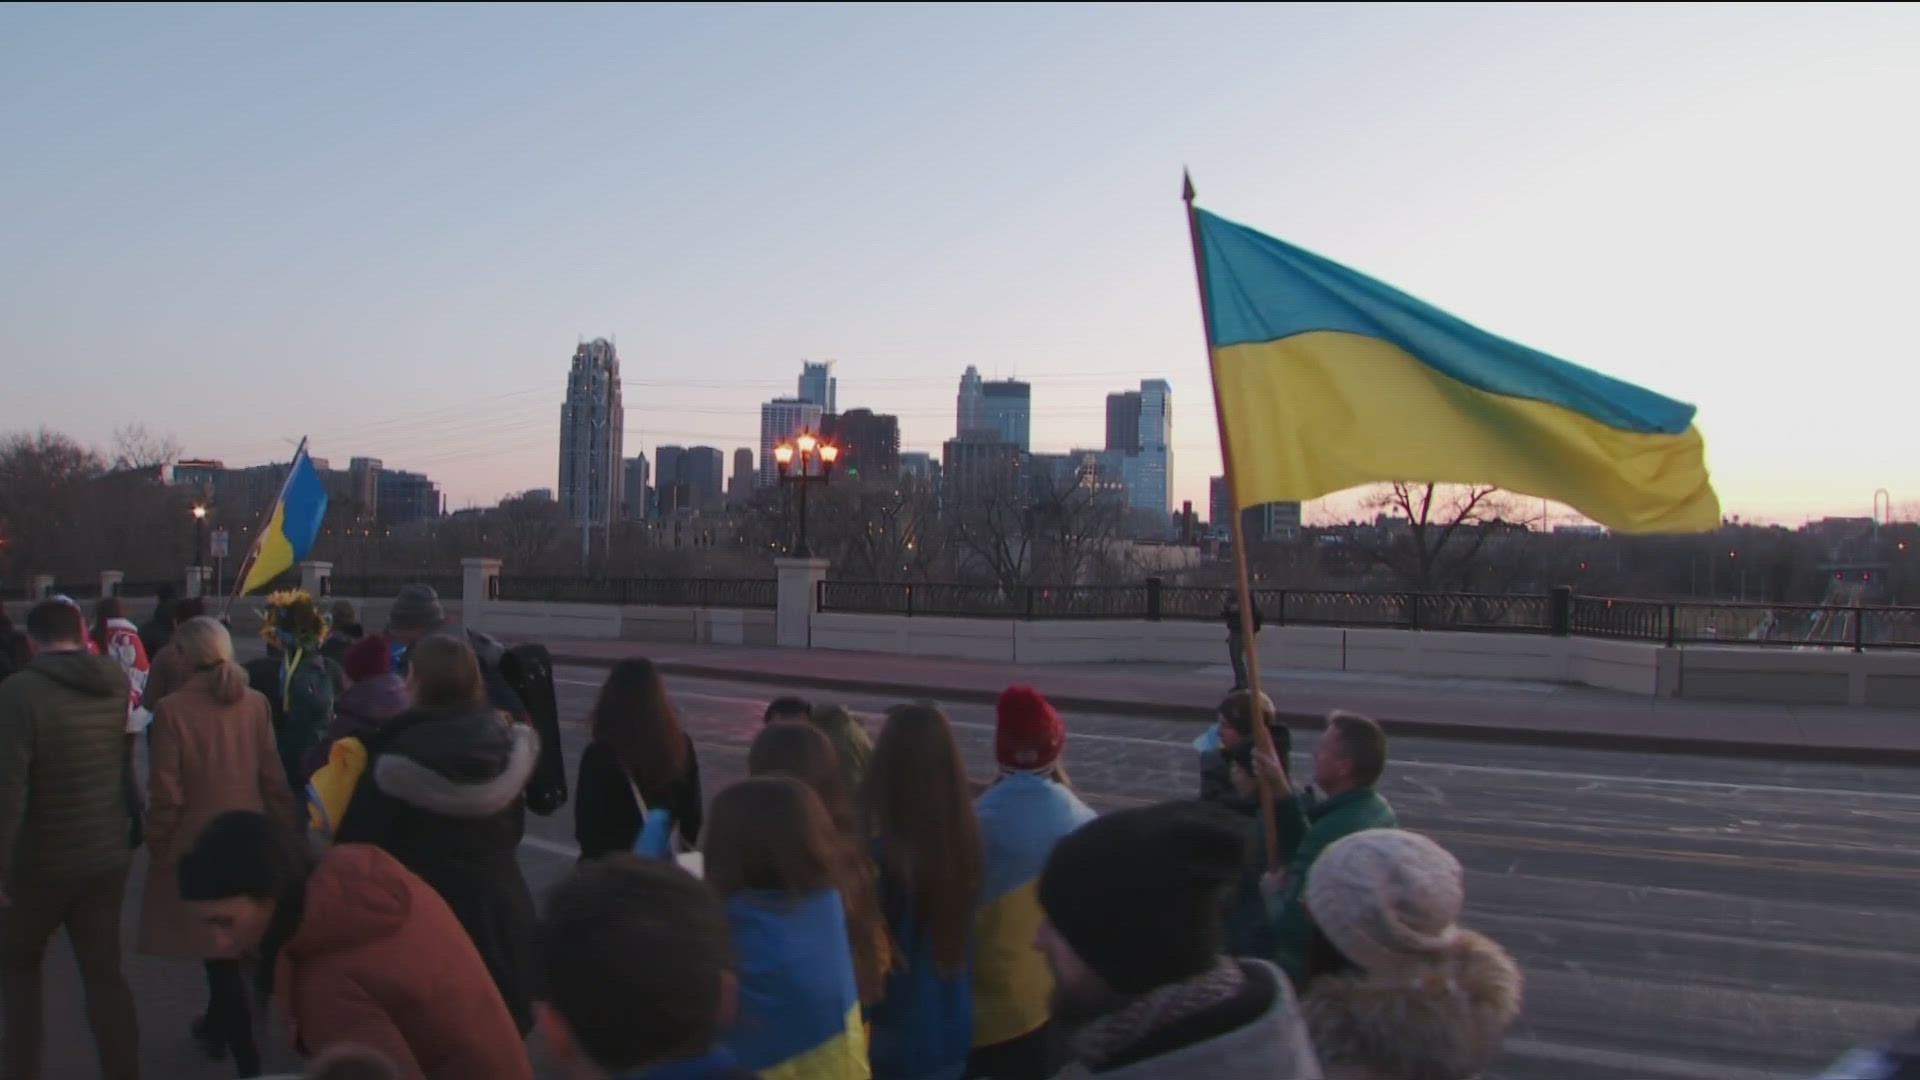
xmin=572 ymin=736 xmax=703 ymax=861
xmin=334 ymin=702 xmax=539 ymax=1034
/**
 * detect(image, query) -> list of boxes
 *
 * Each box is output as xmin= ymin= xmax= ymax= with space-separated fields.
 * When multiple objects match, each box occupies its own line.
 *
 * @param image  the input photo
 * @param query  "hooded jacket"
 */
xmin=1056 ymin=960 xmax=1320 ymax=1080
xmin=334 ymin=703 xmax=540 ymax=1033
xmin=1301 ymin=931 xmax=1522 ymax=1080
xmin=0 ymin=651 xmax=134 ymax=880
xmin=275 ymin=844 xmax=533 ymax=1080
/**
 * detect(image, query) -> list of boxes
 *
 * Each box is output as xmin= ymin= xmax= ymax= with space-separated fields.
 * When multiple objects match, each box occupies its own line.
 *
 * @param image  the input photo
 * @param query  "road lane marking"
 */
xmin=1500 ymin=1038 xmax=1796 ymax=1080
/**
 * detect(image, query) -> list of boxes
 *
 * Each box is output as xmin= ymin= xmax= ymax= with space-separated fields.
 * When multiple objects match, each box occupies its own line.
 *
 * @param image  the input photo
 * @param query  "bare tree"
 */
xmin=493 ymin=493 xmax=568 ymax=569
xmin=946 ymin=464 xmax=1127 ymax=590
xmin=111 ymin=425 xmax=185 ymax=471
xmin=0 ymin=429 xmax=109 ymax=576
xmin=1357 ymin=482 xmax=1535 ymax=591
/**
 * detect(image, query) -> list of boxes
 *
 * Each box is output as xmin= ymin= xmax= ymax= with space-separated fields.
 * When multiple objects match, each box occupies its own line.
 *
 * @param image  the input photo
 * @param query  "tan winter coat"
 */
xmin=138 ymin=671 xmax=297 ymax=957
xmin=1302 ymin=930 xmax=1523 ymax=1080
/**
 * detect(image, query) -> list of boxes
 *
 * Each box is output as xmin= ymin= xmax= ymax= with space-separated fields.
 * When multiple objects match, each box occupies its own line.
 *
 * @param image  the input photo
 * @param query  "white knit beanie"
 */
xmin=1304 ymin=828 xmax=1464 ymax=971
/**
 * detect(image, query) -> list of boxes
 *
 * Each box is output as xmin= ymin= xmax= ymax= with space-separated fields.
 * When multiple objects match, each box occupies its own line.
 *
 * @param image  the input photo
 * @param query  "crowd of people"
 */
xmin=0 ymin=585 xmax=1903 ymax=1080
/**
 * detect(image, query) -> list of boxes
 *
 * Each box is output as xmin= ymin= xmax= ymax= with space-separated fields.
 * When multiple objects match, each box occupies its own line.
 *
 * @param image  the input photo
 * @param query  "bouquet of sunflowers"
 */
xmin=260 ymin=590 xmax=331 ymax=654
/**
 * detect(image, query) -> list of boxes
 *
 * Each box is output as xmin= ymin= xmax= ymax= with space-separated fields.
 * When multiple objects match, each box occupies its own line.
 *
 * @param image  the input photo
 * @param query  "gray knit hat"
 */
xmin=386 ymin=584 xmax=446 ymax=632
xmin=1304 ymin=829 xmax=1463 ymax=972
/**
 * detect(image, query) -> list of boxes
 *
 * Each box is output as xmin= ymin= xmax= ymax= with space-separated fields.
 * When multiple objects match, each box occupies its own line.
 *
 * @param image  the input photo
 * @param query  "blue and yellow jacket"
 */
xmin=970 ymin=773 xmax=1096 ymax=1050
xmin=723 ymin=890 xmax=869 ymax=1080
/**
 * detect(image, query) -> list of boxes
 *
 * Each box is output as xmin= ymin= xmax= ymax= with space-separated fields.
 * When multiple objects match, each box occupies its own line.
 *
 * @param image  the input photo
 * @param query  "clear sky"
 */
xmin=3 ymin=3 xmax=1916 ymax=524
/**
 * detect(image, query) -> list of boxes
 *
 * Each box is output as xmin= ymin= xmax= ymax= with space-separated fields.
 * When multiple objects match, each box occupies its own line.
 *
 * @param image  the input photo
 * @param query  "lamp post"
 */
xmin=774 ymin=431 xmax=839 ymax=557
xmin=192 ymin=504 xmax=207 ymax=570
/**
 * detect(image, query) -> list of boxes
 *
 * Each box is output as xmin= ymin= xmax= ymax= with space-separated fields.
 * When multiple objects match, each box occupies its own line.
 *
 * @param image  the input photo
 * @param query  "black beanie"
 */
xmin=1037 ymin=801 xmax=1247 ymax=996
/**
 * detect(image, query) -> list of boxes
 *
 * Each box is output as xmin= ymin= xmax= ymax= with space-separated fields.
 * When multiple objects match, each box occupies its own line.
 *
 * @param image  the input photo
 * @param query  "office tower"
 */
xmin=1105 ymin=392 xmax=1142 ymax=453
xmin=1210 ymin=476 xmax=1231 ymax=535
xmin=942 ymin=439 xmax=1026 ymax=505
xmin=956 ymin=365 xmax=987 ymax=440
xmin=899 ymin=452 xmax=938 ymax=487
xmin=822 ymin=408 xmax=900 ymax=480
xmin=981 ymin=379 xmax=1031 ymax=451
xmin=759 ymin=397 xmax=825 ymax=487
xmin=798 ymin=360 xmax=837 ymax=414
xmin=729 ymin=447 xmax=755 ymax=503
xmin=684 ymin=446 xmax=725 ymax=509
xmin=623 ymin=456 xmax=650 ymax=521
xmin=653 ymin=445 xmax=688 ymax=514
xmin=558 ymin=338 xmax=625 ymax=526
xmin=347 ymin=457 xmax=382 ymax=522
xmin=375 ymin=468 xmax=441 ymax=526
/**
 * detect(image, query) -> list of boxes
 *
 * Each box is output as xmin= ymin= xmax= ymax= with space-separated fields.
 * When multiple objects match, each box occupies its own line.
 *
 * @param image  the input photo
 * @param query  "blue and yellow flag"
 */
xmin=242 ymin=445 xmax=328 ymax=594
xmin=1194 ymin=207 xmax=1720 ymax=533
xmin=723 ymin=890 xmax=870 ymax=1080
xmin=971 ymin=773 xmax=1096 ymax=1049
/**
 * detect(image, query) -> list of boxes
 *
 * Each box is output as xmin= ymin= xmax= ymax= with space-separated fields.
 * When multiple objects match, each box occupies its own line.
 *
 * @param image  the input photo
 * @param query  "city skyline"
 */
xmin=4 ymin=5 xmax=1918 ymax=525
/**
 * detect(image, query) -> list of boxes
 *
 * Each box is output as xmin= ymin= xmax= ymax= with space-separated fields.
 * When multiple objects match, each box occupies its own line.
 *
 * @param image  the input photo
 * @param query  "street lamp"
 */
xmin=774 ymin=431 xmax=839 ymax=557
xmin=192 ymin=504 xmax=208 ymax=570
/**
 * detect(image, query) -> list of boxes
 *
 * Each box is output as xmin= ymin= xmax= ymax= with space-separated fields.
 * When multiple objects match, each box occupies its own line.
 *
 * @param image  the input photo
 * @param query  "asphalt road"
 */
xmin=22 ymin=663 xmax=1920 ymax=1078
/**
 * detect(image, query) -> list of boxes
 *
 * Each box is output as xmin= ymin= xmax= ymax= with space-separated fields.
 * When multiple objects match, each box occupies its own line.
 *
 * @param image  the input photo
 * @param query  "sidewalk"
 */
xmin=547 ymin=640 xmax=1920 ymax=766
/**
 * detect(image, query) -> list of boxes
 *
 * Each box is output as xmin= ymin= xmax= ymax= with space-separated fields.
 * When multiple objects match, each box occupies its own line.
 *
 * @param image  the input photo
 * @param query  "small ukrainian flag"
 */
xmin=1191 ymin=199 xmax=1721 ymax=534
xmin=242 ymin=444 xmax=329 ymax=595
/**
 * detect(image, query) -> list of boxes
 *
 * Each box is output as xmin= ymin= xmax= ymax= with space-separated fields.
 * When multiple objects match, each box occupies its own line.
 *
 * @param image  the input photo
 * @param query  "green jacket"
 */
xmin=0 ymin=652 xmax=135 ymax=881
xmin=1267 ymin=785 xmax=1397 ymax=983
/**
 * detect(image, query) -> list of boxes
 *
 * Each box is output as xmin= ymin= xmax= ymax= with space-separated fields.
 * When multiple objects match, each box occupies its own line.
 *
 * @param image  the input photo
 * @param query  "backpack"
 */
xmin=498 ymin=643 xmax=568 ymax=815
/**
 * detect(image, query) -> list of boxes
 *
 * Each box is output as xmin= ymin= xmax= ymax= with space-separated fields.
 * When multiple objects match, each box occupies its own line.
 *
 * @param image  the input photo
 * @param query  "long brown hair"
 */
xmin=863 ymin=702 xmax=983 ymax=976
xmin=406 ymin=632 xmax=485 ymax=711
xmin=173 ymin=617 xmax=248 ymax=705
xmin=704 ymin=777 xmax=838 ymax=899
xmin=590 ymin=658 xmax=688 ymax=797
xmin=750 ymin=723 xmax=896 ymax=1003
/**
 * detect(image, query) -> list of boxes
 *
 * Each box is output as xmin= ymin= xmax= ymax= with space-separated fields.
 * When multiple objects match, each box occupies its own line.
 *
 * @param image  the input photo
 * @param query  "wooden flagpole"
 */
xmin=222 ymin=436 xmax=309 ymax=618
xmin=1184 ymin=172 xmax=1284 ymax=870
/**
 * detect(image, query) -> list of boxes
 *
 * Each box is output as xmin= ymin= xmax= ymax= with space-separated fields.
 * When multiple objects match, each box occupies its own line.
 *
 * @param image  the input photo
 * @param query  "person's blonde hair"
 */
xmin=407 ymin=631 xmax=485 ymax=711
xmin=174 ymin=616 xmax=248 ymax=704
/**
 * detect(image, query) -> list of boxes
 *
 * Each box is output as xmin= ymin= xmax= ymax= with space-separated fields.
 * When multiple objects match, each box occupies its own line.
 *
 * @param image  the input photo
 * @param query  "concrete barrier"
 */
xmin=799 ymin=609 xmax=1920 ymax=707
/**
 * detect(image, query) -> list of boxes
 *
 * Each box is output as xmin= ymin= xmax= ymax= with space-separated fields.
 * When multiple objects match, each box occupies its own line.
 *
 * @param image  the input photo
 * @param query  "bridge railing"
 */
xmin=817 ymin=581 xmax=1919 ymax=650
xmin=495 ymin=576 xmax=777 ymax=609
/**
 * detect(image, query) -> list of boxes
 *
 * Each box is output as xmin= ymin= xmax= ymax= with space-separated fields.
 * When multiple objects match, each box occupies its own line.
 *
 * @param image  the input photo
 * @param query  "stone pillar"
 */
xmin=300 ymin=561 xmax=333 ymax=599
xmin=99 ymin=570 xmax=124 ymax=599
xmin=184 ymin=567 xmax=207 ymax=599
xmin=30 ymin=574 xmax=55 ymax=601
xmin=774 ymin=557 xmax=829 ymax=650
xmin=462 ymin=558 xmax=502 ymax=630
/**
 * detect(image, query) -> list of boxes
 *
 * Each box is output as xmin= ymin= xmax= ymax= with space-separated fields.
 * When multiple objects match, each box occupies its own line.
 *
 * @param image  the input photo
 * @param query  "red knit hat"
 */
xmin=342 ymin=635 xmax=393 ymax=685
xmin=996 ymin=686 xmax=1065 ymax=773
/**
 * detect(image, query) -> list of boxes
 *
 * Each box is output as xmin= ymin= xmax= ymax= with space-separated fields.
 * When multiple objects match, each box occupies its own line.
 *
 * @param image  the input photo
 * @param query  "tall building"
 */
xmin=653 ymin=445 xmax=688 ymax=514
xmin=729 ymin=448 xmax=755 ymax=503
xmin=1103 ymin=379 xmax=1173 ymax=519
xmin=376 ymin=469 xmax=441 ymax=526
xmin=899 ymin=452 xmax=938 ymax=488
xmin=798 ymin=361 xmax=837 ymax=414
xmin=1105 ymin=392 xmax=1142 ymax=453
xmin=759 ymin=398 xmax=824 ymax=487
xmin=942 ymin=439 xmax=1025 ymax=505
xmin=1209 ymin=476 xmax=1231 ymax=535
xmin=684 ymin=446 xmax=726 ymax=509
xmin=1210 ymin=475 xmax=1301 ymax=540
xmin=347 ymin=457 xmax=382 ymax=522
xmin=558 ymin=338 xmax=625 ymax=526
xmin=822 ymin=408 xmax=900 ymax=481
xmin=956 ymin=366 xmax=987 ymax=441
xmin=1138 ymin=380 xmax=1171 ymax=452
xmin=623 ymin=456 xmax=650 ymax=521
xmin=981 ymin=380 xmax=1031 ymax=451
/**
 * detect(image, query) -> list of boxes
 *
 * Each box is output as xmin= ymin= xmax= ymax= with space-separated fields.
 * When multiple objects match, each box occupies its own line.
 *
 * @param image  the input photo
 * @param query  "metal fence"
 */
xmin=819 ymin=580 xmax=1920 ymax=651
xmin=496 ymin=576 xmax=777 ymax=609
xmin=328 ymin=573 xmax=464 ymax=600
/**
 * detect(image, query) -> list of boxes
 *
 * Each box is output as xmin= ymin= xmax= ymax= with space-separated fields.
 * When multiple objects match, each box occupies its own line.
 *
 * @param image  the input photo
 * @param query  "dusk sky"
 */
xmin=3 ymin=3 xmax=1915 ymax=524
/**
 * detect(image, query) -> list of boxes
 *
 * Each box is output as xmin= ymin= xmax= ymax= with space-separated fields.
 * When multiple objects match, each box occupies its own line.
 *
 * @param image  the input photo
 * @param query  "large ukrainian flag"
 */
xmin=242 ymin=446 xmax=329 ymax=594
xmin=1194 ymin=207 xmax=1721 ymax=533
